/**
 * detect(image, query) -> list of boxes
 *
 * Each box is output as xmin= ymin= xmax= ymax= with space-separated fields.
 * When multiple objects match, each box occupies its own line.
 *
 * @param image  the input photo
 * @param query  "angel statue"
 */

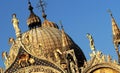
xmin=12 ymin=13 xmax=21 ymax=38
xmin=87 ymin=33 xmax=96 ymax=55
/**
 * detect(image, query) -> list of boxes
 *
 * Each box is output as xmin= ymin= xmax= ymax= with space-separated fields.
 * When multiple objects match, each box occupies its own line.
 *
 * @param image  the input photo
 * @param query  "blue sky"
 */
xmin=0 ymin=0 xmax=120 ymax=68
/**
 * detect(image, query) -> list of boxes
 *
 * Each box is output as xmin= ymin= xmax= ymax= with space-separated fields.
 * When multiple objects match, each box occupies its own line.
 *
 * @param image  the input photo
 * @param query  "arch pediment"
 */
xmin=4 ymin=46 xmax=64 ymax=73
xmin=83 ymin=62 xmax=120 ymax=73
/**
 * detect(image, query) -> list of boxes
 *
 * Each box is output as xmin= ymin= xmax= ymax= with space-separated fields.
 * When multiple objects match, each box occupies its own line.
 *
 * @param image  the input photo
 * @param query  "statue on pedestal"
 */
xmin=12 ymin=13 xmax=21 ymax=38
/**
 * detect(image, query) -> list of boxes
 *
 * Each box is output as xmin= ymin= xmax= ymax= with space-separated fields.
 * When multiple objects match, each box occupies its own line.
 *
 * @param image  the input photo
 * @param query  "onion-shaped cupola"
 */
xmin=39 ymin=0 xmax=59 ymax=29
xmin=27 ymin=1 xmax=41 ymax=29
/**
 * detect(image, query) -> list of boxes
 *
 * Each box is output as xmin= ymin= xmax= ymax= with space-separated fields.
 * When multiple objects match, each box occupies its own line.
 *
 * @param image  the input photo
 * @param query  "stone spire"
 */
xmin=111 ymin=13 xmax=120 ymax=39
xmin=108 ymin=10 xmax=120 ymax=63
xmin=61 ymin=21 xmax=72 ymax=51
xmin=27 ymin=0 xmax=41 ymax=29
xmin=109 ymin=11 xmax=120 ymax=46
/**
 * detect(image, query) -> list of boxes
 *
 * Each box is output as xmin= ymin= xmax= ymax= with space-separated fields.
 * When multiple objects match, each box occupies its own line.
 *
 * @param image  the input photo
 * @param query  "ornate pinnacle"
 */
xmin=108 ymin=9 xmax=120 ymax=64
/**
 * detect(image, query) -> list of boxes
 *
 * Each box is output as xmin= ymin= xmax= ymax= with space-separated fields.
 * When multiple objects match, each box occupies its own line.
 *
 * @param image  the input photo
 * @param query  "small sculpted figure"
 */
xmin=87 ymin=33 xmax=96 ymax=55
xmin=12 ymin=14 xmax=21 ymax=38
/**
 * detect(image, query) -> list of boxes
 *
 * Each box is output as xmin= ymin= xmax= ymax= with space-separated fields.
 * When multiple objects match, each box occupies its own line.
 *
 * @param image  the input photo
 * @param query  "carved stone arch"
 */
xmin=83 ymin=63 xmax=120 ymax=73
xmin=4 ymin=46 xmax=65 ymax=73
xmin=67 ymin=53 xmax=74 ymax=61
xmin=14 ymin=65 xmax=62 ymax=73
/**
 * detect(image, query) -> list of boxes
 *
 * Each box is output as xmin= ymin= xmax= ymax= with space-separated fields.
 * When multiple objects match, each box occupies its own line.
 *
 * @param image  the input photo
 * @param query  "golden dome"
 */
xmin=27 ymin=13 xmax=41 ymax=28
xmin=27 ymin=2 xmax=41 ymax=29
xmin=20 ymin=26 xmax=86 ymax=67
xmin=40 ymin=4 xmax=59 ymax=29
xmin=42 ymin=19 xmax=59 ymax=29
xmin=6 ymin=1 xmax=86 ymax=71
xmin=22 ymin=27 xmax=62 ymax=50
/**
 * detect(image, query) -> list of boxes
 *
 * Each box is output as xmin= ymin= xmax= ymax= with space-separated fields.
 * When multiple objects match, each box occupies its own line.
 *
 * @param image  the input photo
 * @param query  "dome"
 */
xmin=20 ymin=26 xmax=86 ymax=67
xmin=22 ymin=27 xmax=62 ymax=51
xmin=6 ymin=26 xmax=86 ymax=68
xmin=5 ymin=1 xmax=86 ymax=72
xmin=42 ymin=20 xmax=59 ymax=29
xmin=27 ymin=13 xmax=41 ymax=29
xmin=40 ymin=5 xmax=59 ymax=29
xmin=27 ymin=2 xmax=41 ymax=29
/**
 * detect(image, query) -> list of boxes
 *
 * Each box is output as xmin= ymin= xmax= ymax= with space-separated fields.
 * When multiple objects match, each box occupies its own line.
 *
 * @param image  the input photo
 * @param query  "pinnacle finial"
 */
xmin=108 ymin=9 xmax=120 ymax=64
xmin=27 ymin=0 xmax=42 ymax=29
xmin=28 ymin=0 xmax=33 ymax=13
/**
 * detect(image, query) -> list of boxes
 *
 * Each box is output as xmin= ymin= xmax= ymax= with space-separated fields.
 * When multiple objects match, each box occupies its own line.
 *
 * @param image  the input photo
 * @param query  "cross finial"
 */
xmin=108 ymin=9 xmax=113 ymax=18
xmin=38 ymin=0 xmax=47 ymax=19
